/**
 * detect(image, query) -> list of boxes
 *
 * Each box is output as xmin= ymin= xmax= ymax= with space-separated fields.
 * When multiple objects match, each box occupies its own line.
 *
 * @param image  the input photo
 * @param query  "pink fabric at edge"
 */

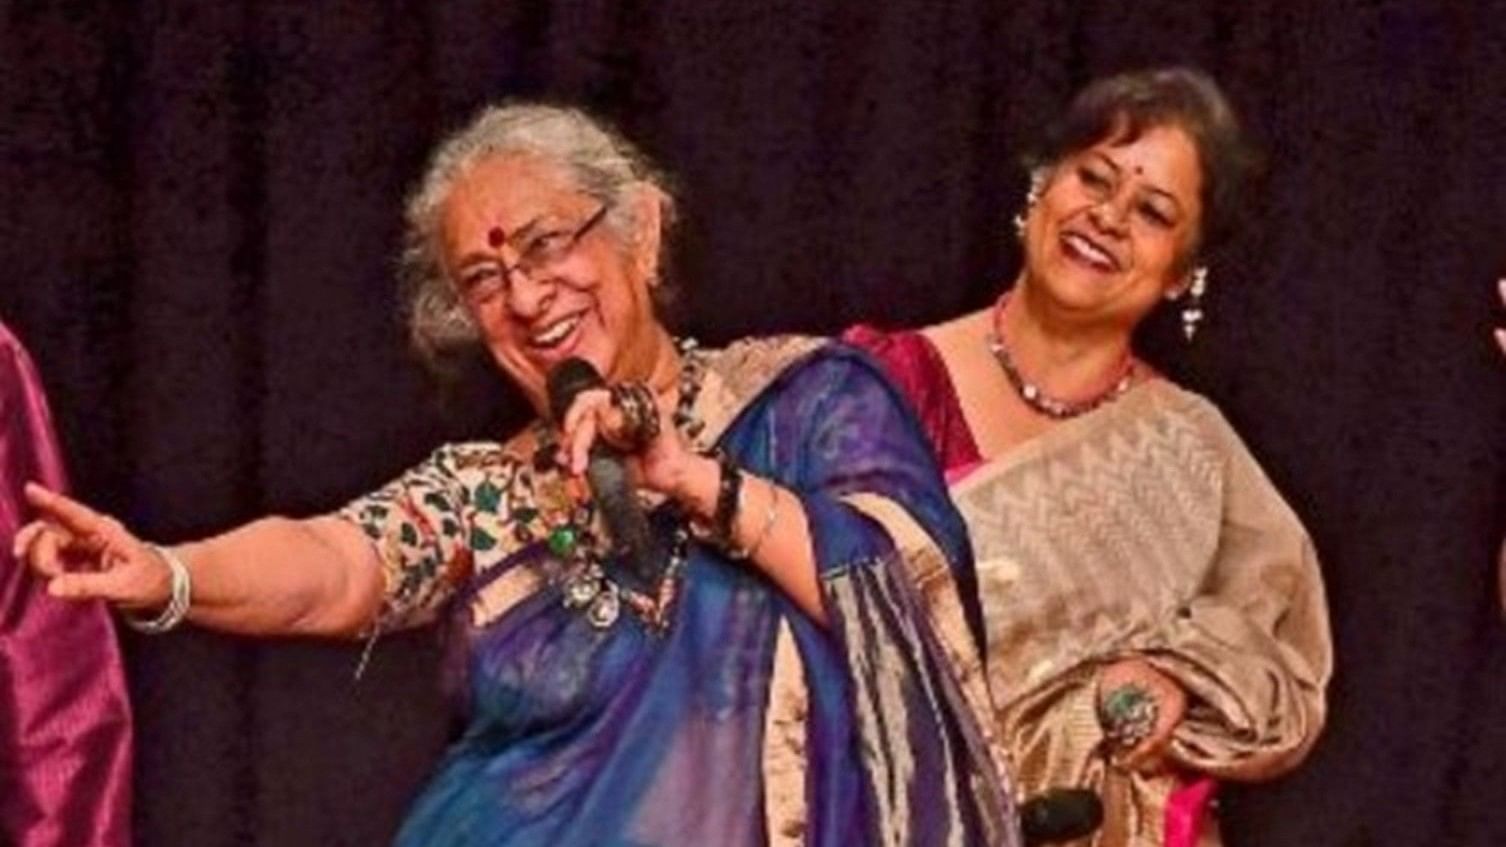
xmin=1164 ymin=777 xmax=1217 ymax=847
xmin=0 ymin=321 xmax=134 ymax=847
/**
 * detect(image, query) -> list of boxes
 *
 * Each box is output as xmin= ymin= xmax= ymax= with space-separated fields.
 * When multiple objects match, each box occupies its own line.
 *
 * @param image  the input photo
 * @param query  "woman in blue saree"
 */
xmin=15 ymin=104 xmax=1018 ymax=846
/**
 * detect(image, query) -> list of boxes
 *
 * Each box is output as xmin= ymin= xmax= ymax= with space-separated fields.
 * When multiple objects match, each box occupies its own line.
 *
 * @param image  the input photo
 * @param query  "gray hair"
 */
xmin=399 ymin=103 xmax=678 ymax=371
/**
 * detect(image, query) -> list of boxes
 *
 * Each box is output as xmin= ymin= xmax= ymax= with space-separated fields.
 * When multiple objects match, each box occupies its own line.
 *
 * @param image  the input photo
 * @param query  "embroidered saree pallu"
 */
xmin=949 ymin=382 xmax=1332 ymax=847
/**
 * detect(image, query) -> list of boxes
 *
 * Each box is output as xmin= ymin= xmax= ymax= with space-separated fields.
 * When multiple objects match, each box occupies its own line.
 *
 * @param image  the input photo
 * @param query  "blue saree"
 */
xmin=342 ymin=339 xmax=1019 ymax=846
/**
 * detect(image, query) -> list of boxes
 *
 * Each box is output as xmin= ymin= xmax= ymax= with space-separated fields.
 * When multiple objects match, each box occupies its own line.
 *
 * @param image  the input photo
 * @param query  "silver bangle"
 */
xmin=121 ymin=544 xmax=192 ymax=634
xmin=731 ymin=478 xmax=781 ymax=561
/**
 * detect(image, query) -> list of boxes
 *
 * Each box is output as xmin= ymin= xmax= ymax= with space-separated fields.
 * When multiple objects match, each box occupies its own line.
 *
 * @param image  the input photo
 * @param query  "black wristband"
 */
xmin=711 ymin=449 xmax=743 ymax=546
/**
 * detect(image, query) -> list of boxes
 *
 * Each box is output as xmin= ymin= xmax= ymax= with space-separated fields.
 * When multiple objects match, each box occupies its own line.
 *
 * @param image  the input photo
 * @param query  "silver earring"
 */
xmin=1181 ymin=265 xmax=1209 ymax=341
xmin=1013 ymin=171 xmax=1046 ymax=238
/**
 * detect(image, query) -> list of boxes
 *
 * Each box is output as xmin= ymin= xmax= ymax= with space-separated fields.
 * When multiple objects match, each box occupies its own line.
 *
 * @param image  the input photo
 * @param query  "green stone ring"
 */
xmin=1099 ymin=683 xmax=1159 ymax=749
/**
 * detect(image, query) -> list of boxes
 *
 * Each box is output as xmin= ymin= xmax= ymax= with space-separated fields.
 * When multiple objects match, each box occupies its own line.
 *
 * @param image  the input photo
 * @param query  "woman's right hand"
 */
xmin=12 ymin=482 xmax=173 ymax=612
xmin=1097 ymin=657 xmax=1188 ymax=773
xmin=556 ymin=384 xmax=704 ymax=505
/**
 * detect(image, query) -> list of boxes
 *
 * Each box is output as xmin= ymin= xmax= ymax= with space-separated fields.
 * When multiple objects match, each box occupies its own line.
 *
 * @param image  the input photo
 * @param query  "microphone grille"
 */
xmin=1019 ymin=787 xmax=1104 ymax=844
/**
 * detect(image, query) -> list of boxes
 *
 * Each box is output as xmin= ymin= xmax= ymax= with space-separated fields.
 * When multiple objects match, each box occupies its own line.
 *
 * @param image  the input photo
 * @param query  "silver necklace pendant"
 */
xmin=562 ymin=567 xmax=603 ymax=609
xmin=585 ymin=581 xmax=622 ymax=629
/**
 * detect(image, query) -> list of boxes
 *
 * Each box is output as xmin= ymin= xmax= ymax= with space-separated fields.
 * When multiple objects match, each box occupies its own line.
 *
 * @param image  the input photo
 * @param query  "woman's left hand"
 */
xmin=1097 ymin=657 xmax=1188 ymax=773
xmin=557 ymin=385 xmax=702 ymax=501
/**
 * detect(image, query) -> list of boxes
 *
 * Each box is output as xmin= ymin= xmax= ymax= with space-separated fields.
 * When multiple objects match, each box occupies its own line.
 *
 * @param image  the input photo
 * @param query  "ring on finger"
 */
xmin=1099 ymin=682 xmax=1160 ymax=750
xmin=609 ymin=382 xmax=660 ymax=449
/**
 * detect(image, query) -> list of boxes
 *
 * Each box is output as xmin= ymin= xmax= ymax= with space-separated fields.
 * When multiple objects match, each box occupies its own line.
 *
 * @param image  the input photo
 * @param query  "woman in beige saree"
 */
xmin=847 ymin=67 xmax=1333 ymax=846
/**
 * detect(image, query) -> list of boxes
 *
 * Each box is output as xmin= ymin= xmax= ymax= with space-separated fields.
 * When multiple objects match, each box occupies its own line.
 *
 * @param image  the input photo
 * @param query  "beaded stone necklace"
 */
xmin=986 ymin=294 xmax=1135 ymax=420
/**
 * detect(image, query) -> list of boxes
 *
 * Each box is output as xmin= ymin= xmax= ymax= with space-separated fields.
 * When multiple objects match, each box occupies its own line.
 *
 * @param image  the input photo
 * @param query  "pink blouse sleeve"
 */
xmin=841 ymin=324 xmax=982 ymax=474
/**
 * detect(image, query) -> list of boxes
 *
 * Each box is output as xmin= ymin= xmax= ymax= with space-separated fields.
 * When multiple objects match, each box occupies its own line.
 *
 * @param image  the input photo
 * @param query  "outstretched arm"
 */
xmin=14 ymin=484 xmax=383 ymax=638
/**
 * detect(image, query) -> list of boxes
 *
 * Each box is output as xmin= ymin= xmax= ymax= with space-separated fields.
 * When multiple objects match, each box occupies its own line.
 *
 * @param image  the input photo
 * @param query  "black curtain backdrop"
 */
xmin=3 ymin=1 xmax=1504 ymax=845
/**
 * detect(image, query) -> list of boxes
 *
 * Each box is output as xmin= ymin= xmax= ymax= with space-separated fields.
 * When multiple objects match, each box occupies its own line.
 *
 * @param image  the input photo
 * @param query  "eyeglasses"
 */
xmin=458 ymin=203 xmax=610 ymax=305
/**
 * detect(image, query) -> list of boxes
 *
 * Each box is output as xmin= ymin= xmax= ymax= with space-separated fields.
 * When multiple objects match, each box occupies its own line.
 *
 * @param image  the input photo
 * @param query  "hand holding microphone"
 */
xmin=548 ymin=359 xmax=693 ymax=497
xmin=547 ymin=358 xmax=696 ymax=584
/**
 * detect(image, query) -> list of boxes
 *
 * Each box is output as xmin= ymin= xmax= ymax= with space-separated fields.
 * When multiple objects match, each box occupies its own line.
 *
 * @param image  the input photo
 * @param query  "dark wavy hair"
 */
xmin=1026 ymin=67 xmax=1258 ymax=261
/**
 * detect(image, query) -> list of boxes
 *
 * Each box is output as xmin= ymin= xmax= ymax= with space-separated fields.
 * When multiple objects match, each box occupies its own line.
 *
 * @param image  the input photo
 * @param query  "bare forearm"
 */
xmin=736 ymin=473 xmax=825 ymax=623
xmin=672 ymin=456 xmax=826 ymax=624
xmin=171 ymin=515 xmax=383 ymax=638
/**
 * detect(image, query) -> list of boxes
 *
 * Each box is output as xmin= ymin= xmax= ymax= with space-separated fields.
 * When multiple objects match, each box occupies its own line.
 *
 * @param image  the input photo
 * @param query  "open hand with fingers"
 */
xmin=12 ymin=482 xmax=174 ymax=615
xmin=1097 ymin=657 xmax=1189 ymax=773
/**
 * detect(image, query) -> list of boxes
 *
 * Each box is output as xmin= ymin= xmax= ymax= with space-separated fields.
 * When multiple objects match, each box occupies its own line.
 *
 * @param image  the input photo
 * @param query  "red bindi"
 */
xmin=487 ymin=226 xmax=507 ymax=248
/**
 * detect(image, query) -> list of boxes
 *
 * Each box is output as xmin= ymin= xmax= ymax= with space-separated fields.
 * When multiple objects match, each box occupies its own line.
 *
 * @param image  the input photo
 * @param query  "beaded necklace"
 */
xmin=523 ymin=339 xmax=708 ymax=632
xmin=986 ymin=294 xmax=1134 ymax=420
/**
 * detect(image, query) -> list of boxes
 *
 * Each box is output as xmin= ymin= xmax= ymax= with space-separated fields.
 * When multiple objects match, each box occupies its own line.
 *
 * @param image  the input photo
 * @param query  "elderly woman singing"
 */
xmin=15 ymin=106 xmax=1018 ymax=846
xmin=847 ymin=68 xmax=1333 ymax=846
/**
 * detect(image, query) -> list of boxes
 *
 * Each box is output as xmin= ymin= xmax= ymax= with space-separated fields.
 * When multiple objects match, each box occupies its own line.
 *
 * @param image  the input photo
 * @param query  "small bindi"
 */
xmin=487 ymin=226 xmax=508 ymax=248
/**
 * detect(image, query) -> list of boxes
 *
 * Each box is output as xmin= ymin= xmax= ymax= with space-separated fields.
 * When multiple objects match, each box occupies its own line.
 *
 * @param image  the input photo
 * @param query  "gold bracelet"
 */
xmin=733 ymin=477 xmax=781 ymax=561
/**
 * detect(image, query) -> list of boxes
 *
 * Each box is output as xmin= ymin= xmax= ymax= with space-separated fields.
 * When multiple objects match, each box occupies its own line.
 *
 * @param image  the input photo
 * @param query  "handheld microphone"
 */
xmin=546 ymin=358 xmax=663 ymax=585
xmin=1019 ymin=788 xmax=1105 ymax=845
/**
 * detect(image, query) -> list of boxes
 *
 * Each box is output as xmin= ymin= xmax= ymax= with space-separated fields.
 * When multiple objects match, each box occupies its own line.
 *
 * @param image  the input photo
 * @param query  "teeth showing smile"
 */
xmin=1062 ymin=232 xmax=1118 ymax=271
xmin=529 ymin=314 xmax=582 ymax=348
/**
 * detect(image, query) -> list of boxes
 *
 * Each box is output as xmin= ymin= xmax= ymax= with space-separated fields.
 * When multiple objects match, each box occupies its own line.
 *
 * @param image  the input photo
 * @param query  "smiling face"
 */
xmin=1021 ymin=122 xmax=1204 ymax=331
xmin=437 ymin=153 xmax=666 ymax=412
